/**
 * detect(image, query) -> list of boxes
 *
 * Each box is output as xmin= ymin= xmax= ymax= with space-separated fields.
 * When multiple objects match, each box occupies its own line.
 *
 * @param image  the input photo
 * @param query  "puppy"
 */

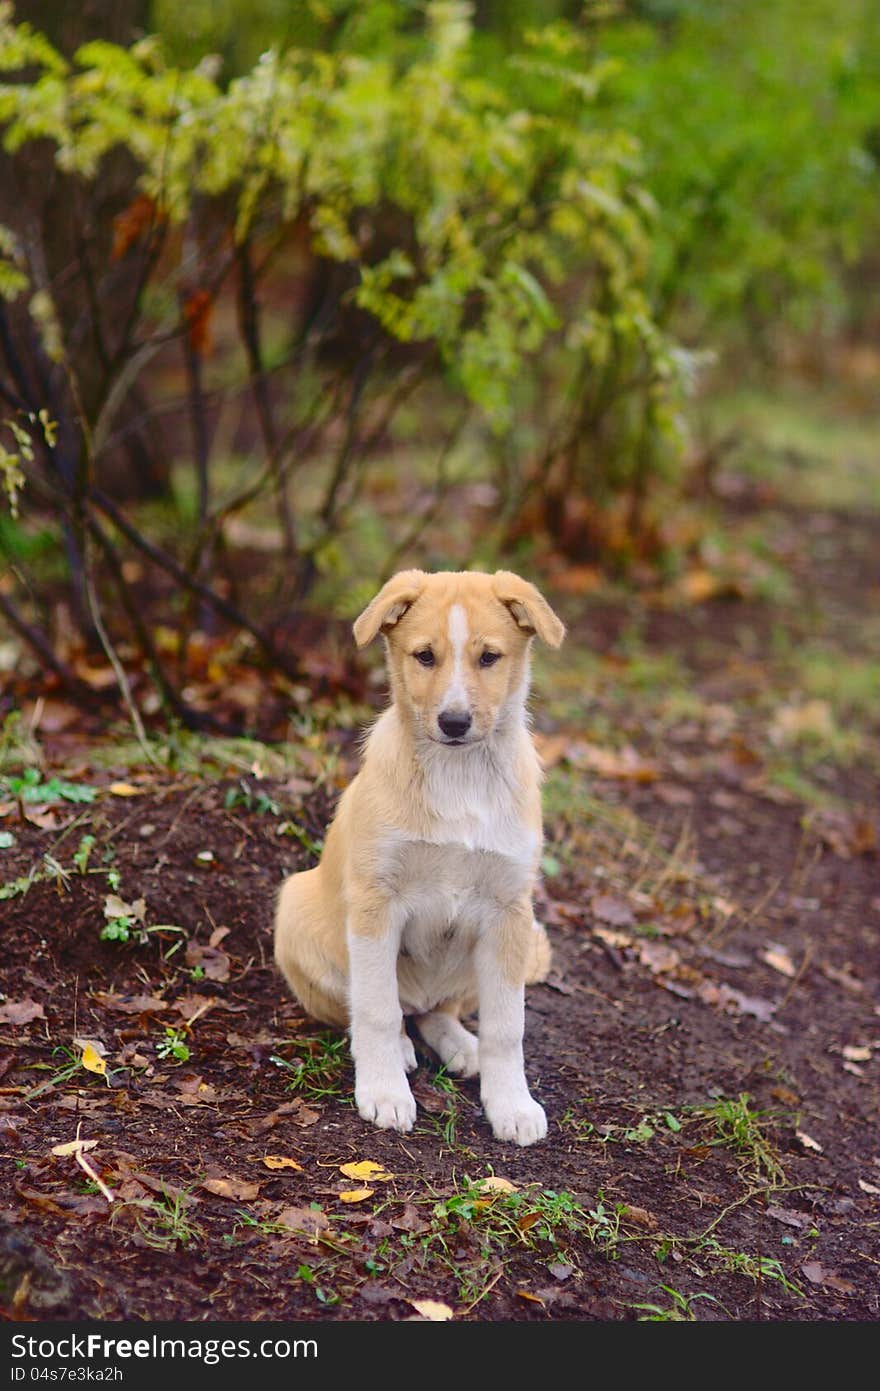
xmin=274 ymin=568 xmax=564 ymax=1145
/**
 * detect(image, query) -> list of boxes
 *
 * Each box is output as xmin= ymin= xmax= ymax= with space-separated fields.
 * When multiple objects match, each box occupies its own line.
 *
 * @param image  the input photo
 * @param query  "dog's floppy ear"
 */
xmin=353 ymin=570 xmax=427 ymax=647
xmin=492 ymin=571 xmax=565 ymax=648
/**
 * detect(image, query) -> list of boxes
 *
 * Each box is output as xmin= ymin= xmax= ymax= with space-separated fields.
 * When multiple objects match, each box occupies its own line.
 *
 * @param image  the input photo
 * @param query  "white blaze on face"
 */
xmin=443 ymin=603 xmax=470 ymax=714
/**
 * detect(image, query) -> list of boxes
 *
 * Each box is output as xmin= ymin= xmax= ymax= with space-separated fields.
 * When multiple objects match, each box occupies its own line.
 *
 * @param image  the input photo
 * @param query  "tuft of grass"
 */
xmin=269 ymin=1031 xmax=350 ymax=1100
xmin=688 ymin=1092 xmax=786 ymax=1186
xmin=116 ymin=1188 xmax=203 ymax=1251
xmin=630 ymin=1284 xmax=726 ymax=1321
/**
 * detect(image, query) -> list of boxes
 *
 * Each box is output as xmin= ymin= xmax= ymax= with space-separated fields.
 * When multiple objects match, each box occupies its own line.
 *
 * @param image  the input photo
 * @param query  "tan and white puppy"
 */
xmin=274 ymin=569 xmax=564 ymax=1145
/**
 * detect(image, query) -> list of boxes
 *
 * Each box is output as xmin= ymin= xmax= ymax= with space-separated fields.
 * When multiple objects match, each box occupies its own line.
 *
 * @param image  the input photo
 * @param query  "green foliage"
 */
xmin=599 ymin=0 xmax=879 ymax=339
xmin=1 ymin=768 xmax=98 ymax=804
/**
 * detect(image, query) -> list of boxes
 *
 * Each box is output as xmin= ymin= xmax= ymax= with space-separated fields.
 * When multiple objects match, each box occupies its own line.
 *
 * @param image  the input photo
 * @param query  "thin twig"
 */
xmin=82 ymin=533 xmax=156 ymax=764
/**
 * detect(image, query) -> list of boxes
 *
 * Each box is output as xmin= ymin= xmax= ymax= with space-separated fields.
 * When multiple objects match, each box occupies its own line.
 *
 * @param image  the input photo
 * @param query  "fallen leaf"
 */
xmin=51 ymin=1138 xmax=98 ymax=1157
xmin=79 ymin=1043 xmax=107 ymax=1077
xmin=103 ymin=893 xmax=146 ymax=922
xmin=390 ymin=1205 xmax=430 ymax=1234
xmin=338 ymin=1188 xmax=375 ymax=1203
xmin=593 ymin=925 xmax=632 ymax=951
xmin=810 ymin=809 xmax=877 ymax=860
xmin=857 ymin=1179 xmax=880 ymax=1195
xmin=0 ymin=999 xmax=45 ymax=1025
xmin=770 ymin=700 xmax=834 ymax=745
xmin=408 ymin=1299 xmax=454 ymax=1321
xmin=819 ymin=962 xmax=863 ymax=994
xmin=761 ymin=944 xmax=797 ymax=978
xmin=262 ymin=1155 xmax=304 ymax=1172
xmin=532 ymin=733 xmax=572 ymax=769
xmin=766 ymin=1206 xmax=812 ymax=1230
xmin=185 ymin=943 xmax=231 ymax=982
xmin=796 ymin=1129 xmax=823 ymax=1153
xmin=592 ymin=894 xmax=635 ymax=927
xmin=476 ymin=1176 xmax=518 ymax=1193
xmin=108 ymin=782 xmax=140 ymax=797
xmin=92 ymin=992 xmax=167 ymax=1015
xmin=547 ymin=1262 xmax=574 ymax=1282
xmin=201 ymin=1176 xmax=260 ymax=1201
xmin=338 ymin=1160 xmax=393 ymax=1183
xmin=275 ymin=1205 xmax=328 ymax=1237
xmin=801 ymin=1261 xmax=855 ymax=1294
xmin=637 ymin=941 xmax=681 ymax=974
xmin=516 ymin=1290 xmax=546 ymax=1307
xmin=569 ymin=741 xmax=659 ymax=783
xmin=842 ymin=1045 xmax=872 ymax=1063
xmin=620 ymin=1204 xmax=658 ymax=1230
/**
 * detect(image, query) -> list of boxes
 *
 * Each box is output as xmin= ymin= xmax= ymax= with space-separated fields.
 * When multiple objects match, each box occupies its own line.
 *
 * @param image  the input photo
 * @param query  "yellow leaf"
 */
xmin=108 ymin=781 xmax=140 ymax=797
xmin=80 ymin=1043 xmax=107 ymax=1077
xmin=338 ymin=1160 xmax=393 ymax=1182
xmin=476 ymin=1176 xmax=518 ymax=1193
xmin=338 ymin=1187 xmax=375 ymax=1203
xmin=409 ymin=1299 xmax=454 ymax=1321
xmin=262 ymin=1155 xmax=304 ymax=1171
xmin=516 ymin=1290 xmax=546 ymax=1307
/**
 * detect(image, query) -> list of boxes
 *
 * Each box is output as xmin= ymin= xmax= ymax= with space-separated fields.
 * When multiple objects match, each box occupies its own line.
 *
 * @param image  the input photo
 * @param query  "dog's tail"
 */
xmin=525 ymin=919 xmax=552 ymax=984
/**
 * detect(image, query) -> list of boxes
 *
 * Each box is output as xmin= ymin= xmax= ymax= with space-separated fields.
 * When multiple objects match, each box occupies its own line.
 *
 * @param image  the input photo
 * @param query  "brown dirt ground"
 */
xmin=1 ymin=517 xmax=878 ymax=1325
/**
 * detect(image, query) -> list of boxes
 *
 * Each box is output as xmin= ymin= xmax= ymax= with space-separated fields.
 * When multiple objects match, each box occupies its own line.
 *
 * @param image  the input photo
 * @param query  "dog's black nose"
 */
xmin=438 ymin=710 xmax=472 ymax=740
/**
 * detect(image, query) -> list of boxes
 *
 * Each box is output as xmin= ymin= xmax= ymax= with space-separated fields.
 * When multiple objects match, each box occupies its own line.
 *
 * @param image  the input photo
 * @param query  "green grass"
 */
xmin=688 ymin=1092 xmax=786 ymax=1186
xmin=702 ymin=384 xmax=880 ymax=511
xmin=115 ymin=1188 xmax=204 ymax=1251
xmin=269 ymin=1031 xmax=351 ymax=1101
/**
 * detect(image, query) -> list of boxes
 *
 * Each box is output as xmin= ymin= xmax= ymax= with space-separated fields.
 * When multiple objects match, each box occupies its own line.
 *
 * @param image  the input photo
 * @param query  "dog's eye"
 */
xmin=413 ymin=649 xmax=436 ymax=667
xmin=479 ymin=650 xmax=501 ymax=668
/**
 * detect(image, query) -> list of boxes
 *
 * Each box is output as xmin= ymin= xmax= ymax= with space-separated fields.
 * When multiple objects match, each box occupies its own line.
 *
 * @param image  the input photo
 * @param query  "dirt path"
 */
xmin=1 ymin=509 xmax=878 ymax=1323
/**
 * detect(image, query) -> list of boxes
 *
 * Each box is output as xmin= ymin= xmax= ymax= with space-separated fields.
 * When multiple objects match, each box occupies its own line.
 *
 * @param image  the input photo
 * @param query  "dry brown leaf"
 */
xmin=593 ymin=925 xmax=632 ymax=951
xmin=92 ymin=992 xmax=167 ymax=1015
xmin=201 ymin=1176 xmax=260 ymax=1201
xmin=51 ymin=1137 xmax=98 ymax=1157
xmin=185 ymin=943 xmax=231 ymax=982
xmin=770 ymin=700 xmax=834 ymax=745
xmin=621 ymin=1204 xmax=658 ymax=1230
xmin=531 ymin=733 xmax=572 ymax=769
xmin=637 ymin=941 xmax=681 ymax=975
xmin=592 ymin=894 xmax=635 ymax=927
xmin=0 ymin=999 xmax=45 ymax=1026
xmin=796 ymin=1129 xmax=823 ymax=1153
xmin=262 ymin=1155 xmax=304 ymax=1172
xmin=276 ymin=1206 xmax=328 ymax=1237
xmin=766 ymin=1206 xmax=812 ymax=1230
xmin=570 ymin=742 xmax=658 ymax=783
xmin=801 ymin=1261 xmax=855 ymax=1294
xmin=761 ymin=944 xmax=797 ymax=978
xmin=819 ymin=962 xmax=863 ymax=994
xmin=409 ymin=1299 xmax=454 ymax=1321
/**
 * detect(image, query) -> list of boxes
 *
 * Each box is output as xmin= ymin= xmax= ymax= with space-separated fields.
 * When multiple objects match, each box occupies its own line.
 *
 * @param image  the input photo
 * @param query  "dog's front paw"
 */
xmin=399 ymin=1032 xmax=418 ymax=1074
xmin=484 ymin=1093 xmax=547 ymax=1146
xmin=356 ymin=1078 xmax=417 ymax=1133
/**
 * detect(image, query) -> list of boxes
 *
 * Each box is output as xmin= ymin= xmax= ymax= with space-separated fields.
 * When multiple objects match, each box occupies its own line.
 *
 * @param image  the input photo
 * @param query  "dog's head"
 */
xmin=353 ymin=569 xmax=565 ymax=747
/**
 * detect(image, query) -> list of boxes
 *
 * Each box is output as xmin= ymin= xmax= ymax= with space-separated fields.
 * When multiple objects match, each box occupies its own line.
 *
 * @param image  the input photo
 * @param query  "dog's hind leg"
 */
xmin=414 ymin=1004 xmax=479 ymax=1078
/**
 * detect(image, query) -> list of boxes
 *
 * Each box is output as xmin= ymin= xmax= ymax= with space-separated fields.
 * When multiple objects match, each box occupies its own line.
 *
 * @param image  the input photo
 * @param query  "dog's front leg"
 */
xmin=477 ymin=902 xmax=547 ymax=1146
xmin=347 ymin=903 xmax=416 ymax=1134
